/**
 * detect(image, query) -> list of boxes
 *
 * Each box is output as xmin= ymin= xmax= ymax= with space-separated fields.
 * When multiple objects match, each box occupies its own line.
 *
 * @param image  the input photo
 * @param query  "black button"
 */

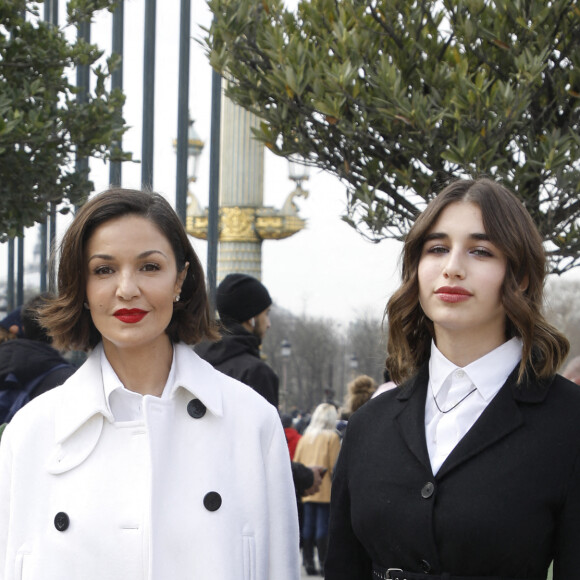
xmin=54 ymin=512 xmax=70 ymax=531
xmin=420 ymin=559 xmax=431 ymax=573
xmin=203 ymin=491 xmax=222 ymax=512
xmin=421 ymin=482 xmax=435 ymax=498
xmin=187 ymin=399 xmax=206 ymax=419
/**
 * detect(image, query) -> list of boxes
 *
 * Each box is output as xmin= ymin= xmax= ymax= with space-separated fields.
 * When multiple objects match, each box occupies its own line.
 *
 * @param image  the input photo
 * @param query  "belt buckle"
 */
xmin=386 ymin=569 xmax=405 ymax=580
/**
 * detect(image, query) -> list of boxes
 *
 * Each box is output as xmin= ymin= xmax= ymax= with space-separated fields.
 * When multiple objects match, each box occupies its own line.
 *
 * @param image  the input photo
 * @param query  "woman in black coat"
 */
xmin=326 ymin=179 xmax=580 ymax=580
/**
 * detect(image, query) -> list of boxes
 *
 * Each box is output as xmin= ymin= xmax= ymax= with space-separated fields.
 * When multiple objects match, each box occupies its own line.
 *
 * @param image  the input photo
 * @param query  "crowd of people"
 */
xmin=1 ymin=178 xmax=579 ymax=580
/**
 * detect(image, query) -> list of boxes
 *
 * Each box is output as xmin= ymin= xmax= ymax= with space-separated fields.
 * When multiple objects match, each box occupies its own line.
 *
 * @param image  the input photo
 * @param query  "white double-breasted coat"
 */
xmin=0 ymin=343 xmax=300 ymax=580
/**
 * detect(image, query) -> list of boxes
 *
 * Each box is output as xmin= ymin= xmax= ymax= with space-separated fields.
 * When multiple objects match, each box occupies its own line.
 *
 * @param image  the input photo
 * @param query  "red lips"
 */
xmin=113 ymin=309 xmax=148 ymax=323
xmin=435 ymin=286 xmax=473 ymax=303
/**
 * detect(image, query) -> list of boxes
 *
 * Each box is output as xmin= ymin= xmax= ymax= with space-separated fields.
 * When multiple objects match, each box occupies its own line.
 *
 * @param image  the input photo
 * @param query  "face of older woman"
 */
xmin=84 ymin=214 xmax=187 ymax=355
xmin=417 ymin=201 xmax=507 ymax=357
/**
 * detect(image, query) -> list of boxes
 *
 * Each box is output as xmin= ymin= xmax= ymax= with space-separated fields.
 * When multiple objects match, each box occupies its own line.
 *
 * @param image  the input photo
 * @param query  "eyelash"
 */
xmin=425 ymin=245 xmax=493 ymax=257
xmin=426 ymin=245 xmax=447 ymax=254
xmin=92 ymin=263 xmax=161 ymax=275
xmin=141 ymin=263 xmax=161 ymax=272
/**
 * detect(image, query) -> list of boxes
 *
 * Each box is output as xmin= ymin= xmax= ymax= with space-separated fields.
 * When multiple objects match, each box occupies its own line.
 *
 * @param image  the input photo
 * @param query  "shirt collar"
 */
xmin=101 ymin=347 xmax=177 ymax=411
xmin=429 ymin=337 xmax=523 ymax=401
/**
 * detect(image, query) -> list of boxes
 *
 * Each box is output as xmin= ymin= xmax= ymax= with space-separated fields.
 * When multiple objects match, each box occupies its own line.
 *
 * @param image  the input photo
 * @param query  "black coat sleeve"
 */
xmin=325 ymin=429 xmax=372 ymax=580
xmin=291 ymin=462 xmax=314 ymax=496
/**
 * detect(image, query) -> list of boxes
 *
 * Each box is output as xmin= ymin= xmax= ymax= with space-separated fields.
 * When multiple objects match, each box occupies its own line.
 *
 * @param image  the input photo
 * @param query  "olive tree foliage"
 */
xmin=0 ymin=0 xmax=129 ymax=240
xmin=205 ymin=0 xmax=580 ymax=273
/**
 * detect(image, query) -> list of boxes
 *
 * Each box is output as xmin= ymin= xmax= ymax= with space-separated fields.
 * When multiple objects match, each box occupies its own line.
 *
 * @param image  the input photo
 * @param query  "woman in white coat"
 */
xmin=0 ymin=189 xmax=300 ymax=580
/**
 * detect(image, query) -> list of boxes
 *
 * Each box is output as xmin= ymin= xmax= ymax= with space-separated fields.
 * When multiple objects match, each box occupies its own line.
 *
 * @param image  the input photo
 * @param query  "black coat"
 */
xmin=326 ymin=363 xmax=580 ymax=580
xmin=0 ymin=339 xmax=75 ymax=399
xmin=195 ymin=323 xmax=279 ymax=407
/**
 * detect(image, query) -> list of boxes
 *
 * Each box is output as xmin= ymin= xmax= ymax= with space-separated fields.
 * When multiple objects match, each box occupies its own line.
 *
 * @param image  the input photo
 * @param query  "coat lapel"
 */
xmin=394 ymin=364 xmax=433 ymax=473
xmin=47 ymin=344 xmax=110 ymax=474
xmin=172 ymin=343 xmax=223 ymax=417
xmin=393 ymin=363 xmax=554 ymax=481
xmin=436 ymin=368 xmax=552 ymax=479
xmin=53 ymin=343 xmax=111 ymax=444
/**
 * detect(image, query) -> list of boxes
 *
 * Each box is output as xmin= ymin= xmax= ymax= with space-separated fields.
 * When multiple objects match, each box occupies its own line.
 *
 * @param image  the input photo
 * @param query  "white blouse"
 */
xmin=425 ymin=337 xmax=522 ymax=474
xmin=101 ymin=348 xmax=176 ymax=422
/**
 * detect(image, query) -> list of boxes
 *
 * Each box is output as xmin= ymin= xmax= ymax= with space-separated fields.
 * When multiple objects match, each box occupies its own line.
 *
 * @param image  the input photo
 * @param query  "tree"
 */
xmin=261 ymin=307 xmax=387 ymax=410
xmin=0 ymin=0 xmax=130 ymax=240
xmin=545 ymin=277 xmax=580 ymax=361
xmin=262 ymin=307 xmax=343 ymax=410
xmin=205 ymin=0 xmax=580 ymax=273
xmin=346 ymin=313 xmax=387 ymax=384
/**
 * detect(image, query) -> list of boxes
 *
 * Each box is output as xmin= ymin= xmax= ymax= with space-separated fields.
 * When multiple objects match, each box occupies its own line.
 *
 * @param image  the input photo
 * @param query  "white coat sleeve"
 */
xmin=264 ymin=409 xmax=301 ymax=580
xmin=0 ymin=424 xmax=13 ymax=580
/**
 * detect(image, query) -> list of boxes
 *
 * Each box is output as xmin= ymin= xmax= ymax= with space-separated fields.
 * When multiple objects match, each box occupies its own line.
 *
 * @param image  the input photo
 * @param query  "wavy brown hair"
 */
xmin=386 ymin=178 xmax=569 ymax=384
xmin=40 ymin=188 xmax=218 ymax=351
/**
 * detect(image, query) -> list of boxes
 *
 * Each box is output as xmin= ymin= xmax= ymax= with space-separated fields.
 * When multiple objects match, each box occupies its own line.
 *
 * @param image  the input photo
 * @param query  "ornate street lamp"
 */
xmin=281 ymin=339 xmax=292 ymax=359
xmin=186 ymin=118 xmax=204 ymax=183
xmin=288 ymin=155 xmax=310 ymax=190
xmin=280 ymin=339 xmax=292 ymax=412
xmin=174 ymin=117 xmax=204 ymax=183
xmin=349 ymin=354 xmax=359 ymax=379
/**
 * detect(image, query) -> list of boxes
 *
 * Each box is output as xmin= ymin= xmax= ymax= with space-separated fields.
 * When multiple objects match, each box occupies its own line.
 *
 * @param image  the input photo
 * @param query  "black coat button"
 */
xmin=421 ymin=482 xmax=435 ymax=498
xmin=420 ymin=559 xmax=432 ymax=573
xmin=54 ymin=512 xmax=70 ymax=531
xmin=187 ymin=399 xmax=206 ymax=419
xmin=203 ymin=491 xmax=222 ymax=512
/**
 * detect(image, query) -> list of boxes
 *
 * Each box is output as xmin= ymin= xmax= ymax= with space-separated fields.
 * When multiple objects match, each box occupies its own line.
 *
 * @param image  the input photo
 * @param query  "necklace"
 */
xmin=431 ymin=384 xmax=477 ymax=414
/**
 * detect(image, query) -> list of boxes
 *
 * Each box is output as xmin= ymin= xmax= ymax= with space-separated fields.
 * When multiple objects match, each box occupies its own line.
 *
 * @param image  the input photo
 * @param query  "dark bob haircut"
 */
xmin=386 ymin=178 xmax=569 ymax=384
xmin=40 ymin=188 xmax=218 ymax=351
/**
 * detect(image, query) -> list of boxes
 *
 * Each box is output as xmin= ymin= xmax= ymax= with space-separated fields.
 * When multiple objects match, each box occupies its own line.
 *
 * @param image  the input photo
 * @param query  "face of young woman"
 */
xmin=85 ymin=215 xmax=187 ymax=354
xmin=417 ymin=201 xmax=507 ymax=352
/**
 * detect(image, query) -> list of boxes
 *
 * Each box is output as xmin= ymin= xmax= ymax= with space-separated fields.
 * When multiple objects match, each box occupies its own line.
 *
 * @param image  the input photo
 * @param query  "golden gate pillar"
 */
xmin=186 ymin=95 xmax=307 ymax=282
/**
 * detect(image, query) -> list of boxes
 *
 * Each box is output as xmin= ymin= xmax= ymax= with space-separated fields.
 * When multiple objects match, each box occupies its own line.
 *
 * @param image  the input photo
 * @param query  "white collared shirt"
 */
xmin=425 ymin=337 xmax=522 ymax=475
xmin=101 ymin=348 xmax=177 ymax=422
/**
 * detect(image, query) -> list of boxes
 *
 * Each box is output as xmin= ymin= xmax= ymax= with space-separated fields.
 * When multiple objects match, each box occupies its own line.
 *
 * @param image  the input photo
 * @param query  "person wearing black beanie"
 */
xmin=215 ymin=273 xmax=273 ymax=328
xmin=195 ymin=274 xmax=278 ymax=407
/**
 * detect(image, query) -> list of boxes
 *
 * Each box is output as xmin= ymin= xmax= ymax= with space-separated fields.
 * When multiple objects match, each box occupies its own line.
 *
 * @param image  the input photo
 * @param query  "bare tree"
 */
xmin=263 ymin=307 xmax=343 ymax=411
xmin=545 ymin=278 xmax=580 ymax=364
xmin=345 ymin=313 xmax=387 ymax=385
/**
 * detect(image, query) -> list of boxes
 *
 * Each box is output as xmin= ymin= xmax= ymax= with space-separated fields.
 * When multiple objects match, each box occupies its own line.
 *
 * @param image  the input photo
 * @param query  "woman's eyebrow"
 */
xmin=87 ymin=253 xmax=113 ymax=263
xmin=424 ymin=232 xmax=490 ymax=242
xmin=87 ymin=249 xmax=167 ymax=263
xmin=138 ymin=250 xmax=168 ymax=259
xmin=424 ymin=232 xmax=447 ymax=242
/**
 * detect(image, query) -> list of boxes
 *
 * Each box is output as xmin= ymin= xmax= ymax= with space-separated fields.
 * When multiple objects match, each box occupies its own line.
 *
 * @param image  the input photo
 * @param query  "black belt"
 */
xmin=372 ymin=564 xmax=541 ymax=580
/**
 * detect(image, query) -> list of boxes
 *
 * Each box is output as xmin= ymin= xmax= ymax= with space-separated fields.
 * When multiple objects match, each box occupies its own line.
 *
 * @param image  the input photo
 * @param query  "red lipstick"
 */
xmin=114 ymin=309 xmax=148 ymax=323
xmin=435 ymin=286 xmax=472 ymax=303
